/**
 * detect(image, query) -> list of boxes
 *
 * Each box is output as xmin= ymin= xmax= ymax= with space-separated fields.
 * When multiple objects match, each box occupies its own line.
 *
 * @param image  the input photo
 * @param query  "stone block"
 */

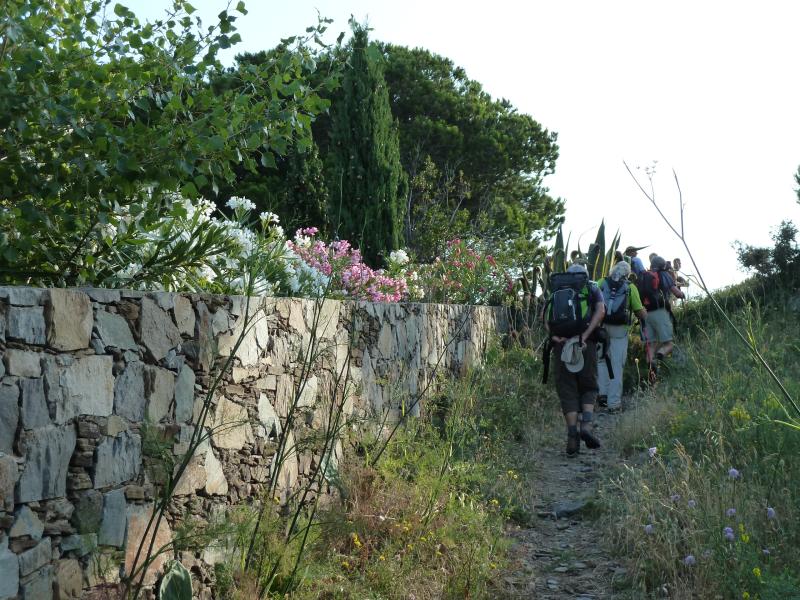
xmin=59 ymin=533 xmax=96 ymax=557
xmin=93 ymin=430 xmax=141 ymax=488
xmin=125 ymin=504 xmax=173 ymax=586
xmin=82 ymin=288 xmax=121 ymax=303
xmin=20 ymin=564 xmax=53 ymax=599
xmin=257 ymin=393 xmax=281 ymax=439
xmin=139 ymin=297 xmax=182 ymax=361
xmin=145 ymin=366 xmax=174 ymax=423
xmin=45 ymin=289 xmax=93 ymax=351
xmin=173 ymin=458 xmax=207 ymax=496
xmin=174 ymin=365 xmax=195 ymax=424
xmin=297 ymin=375 xmax=318 ymax=408
xmin=53 ymin=355 xmax=114 ymax=423
xmin=7 ymin=306 xmax=46 ymax=344
xmin=173 ymin=295 xmax=195 ymax=336
xmin=55 ymin=558 xmax=82 ymax=599
xmin=4 ymin=349 xmax=42 ymax=377
xmin=19 ymin=536 xmax=51 ymax=577
xmin=98 ymin=488 xmax=127 ymax=547
xmin=104 ymin=415 xmax=129 ymax=437
xmin=204 ymin=446 xmax=228 ymax=496
xmin=10 ymin=505 xmax=44 ymax=540
xmin=0 ymin=382 xmax=19 ymax=454
xmin=0 ymin=453 xmax=18 ymax=508
xmin=71 ymin=490 xmax=103 ymax=534
xmin=20 ymin=378 xmax=50 ymax=429
xmin=114 ymin=361 xmax=146 ymax=421
xmin=210 ymin=396 xmax=254 ymax=450
xmin=16 ymin=424 xmax=76 ymax=502
xmin=94 ymin=310 xmax=137 ymax=350
xmin=0 ymin=286 xmax=42 ymax=306
xmin=0 ymin=538 xmax=20 ymax=598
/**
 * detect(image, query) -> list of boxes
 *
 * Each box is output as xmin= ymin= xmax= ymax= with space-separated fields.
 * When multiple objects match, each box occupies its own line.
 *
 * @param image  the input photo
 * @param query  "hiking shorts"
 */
xmin=643 ymin=308 xmax=673 ymax=343
xmin=555 ymin=341 xmax=598 ymax=414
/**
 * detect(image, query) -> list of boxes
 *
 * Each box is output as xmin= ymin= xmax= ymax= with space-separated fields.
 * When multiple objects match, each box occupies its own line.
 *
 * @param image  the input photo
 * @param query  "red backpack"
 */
xmin=637 ymin=269 xmax=666 ymax=309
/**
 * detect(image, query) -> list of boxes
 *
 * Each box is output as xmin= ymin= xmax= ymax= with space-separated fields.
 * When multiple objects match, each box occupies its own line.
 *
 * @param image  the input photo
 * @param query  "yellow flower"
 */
xmin=490 ymin=499 xmax=499 ymax=506
xmin=407 ymin=544 xmax=414 ymax=551
xmin=351 ymin=533 xmax=362 ymax=549
xmin=753 ymin=567 xmax=762 ymax=579
xmin=743 ymin=592 xmax=751 ymax=600
xmin=741 ymin=533 xmax=750 ymax=544
xmin=379 ymin=555 xmax=386 ymax=561
xmin=729 ymin=404 xmax=751 ymax=423
xmin=341 ymin=561 xmax=350 ymax=570
xmin=490 ymin=562 xmax=497 ymax=569
xmin=420 ymin=536 xmax=427 ymax=542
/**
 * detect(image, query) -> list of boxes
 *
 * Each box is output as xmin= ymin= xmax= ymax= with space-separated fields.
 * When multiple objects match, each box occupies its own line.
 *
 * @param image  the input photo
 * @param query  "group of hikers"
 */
xmin=544 ymin=245 xmax=689 ymax=456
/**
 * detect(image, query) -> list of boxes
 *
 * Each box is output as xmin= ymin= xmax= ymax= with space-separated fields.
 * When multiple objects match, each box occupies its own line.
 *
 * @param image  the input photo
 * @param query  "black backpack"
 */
xmin=545 ymin=271 xmax=593 ymax=338
xmin=600 ymin=278 xmax=630 ymax=325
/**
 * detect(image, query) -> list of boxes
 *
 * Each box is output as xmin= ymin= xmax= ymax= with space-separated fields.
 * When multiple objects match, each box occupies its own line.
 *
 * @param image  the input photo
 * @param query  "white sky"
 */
xmin=129 ymin=0 xmax=800 ymax=291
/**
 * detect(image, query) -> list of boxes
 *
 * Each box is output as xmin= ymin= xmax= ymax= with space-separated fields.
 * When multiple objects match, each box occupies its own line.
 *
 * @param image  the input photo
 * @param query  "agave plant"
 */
xmin=541 ymin=221 xmax=621 ymax=296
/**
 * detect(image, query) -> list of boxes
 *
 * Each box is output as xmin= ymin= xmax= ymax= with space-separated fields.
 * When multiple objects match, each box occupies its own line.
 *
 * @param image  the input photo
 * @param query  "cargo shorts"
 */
xmin=554 ymin=341 xmax=598 ymax=414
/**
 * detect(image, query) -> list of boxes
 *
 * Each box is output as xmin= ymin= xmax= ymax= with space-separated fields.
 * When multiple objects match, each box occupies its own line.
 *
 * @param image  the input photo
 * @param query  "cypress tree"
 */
xmin=327 ymin=22 xmax=408 ymax=266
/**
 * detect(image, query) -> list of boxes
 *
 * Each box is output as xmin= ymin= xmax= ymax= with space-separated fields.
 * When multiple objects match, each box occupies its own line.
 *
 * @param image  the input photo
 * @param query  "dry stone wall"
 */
xmin=0 ymin=286 xmax=506 ymax=599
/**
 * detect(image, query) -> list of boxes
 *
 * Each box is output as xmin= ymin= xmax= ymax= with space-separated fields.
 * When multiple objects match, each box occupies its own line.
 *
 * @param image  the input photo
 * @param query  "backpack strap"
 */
xmin=541 ymin=338 xmax=552 ymax=384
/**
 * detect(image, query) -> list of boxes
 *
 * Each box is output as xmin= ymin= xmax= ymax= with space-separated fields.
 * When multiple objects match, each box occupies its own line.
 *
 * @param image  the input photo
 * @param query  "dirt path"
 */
xmin=500 ymin=410 xmax=630 ymax=599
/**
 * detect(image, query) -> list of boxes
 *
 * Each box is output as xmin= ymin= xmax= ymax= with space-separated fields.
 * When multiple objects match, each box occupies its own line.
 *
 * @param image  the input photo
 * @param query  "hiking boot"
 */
xmin=566 ymin=433 xmax=580 ymax=457
xmin=607 ymin=403 xmax=622 ymax=414
xmin=580 ymin=427 xmax=601 ymax=449
xmin=597 ymin=395 xmax=608 ymax=408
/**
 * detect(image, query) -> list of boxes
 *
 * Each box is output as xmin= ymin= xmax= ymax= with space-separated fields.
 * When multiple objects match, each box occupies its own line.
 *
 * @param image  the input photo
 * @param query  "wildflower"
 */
xmin=762 ymin=548 xmax=771 ymax=556
xmin=724 ymin=526 xmax=735 ymax=541
xmin=351 ymin=533 xmax=362 ymax=549
xmin=767 ymin=507 xmax=776 ymax=520
xmin=753 ymin=567 xmax=762 ymax=579
xmin=389 ymin=249 xmax=410 ymax=265
xmin=683 ymin=554 xmax=696 ymax=566
xmin=687 ymin=500 xmax=697 ymax=509
xmin=490 ymin=499 xmax=499 ymax=506
xmin=259 ymin=211 xmax=279 ymax=224
xmin=702 ymin=549 xmax=713 ymax=559
xmin=726 ymin=508 xmax=737 ymax=518
xmin=728 ymin=467 xmax=741 ymax=480
xmin=670 ymin=494 xmax=681 ymax=503
xmin=648 ymin=447 xmax=658 ymax=458
xmin=644 ymin=524 xmax=654 ymax=535
xmin=379 ymin=555 xmax=386 ymax=561
xmin=341 ymin=561 xmax=350 ymax=570
xmin=407 ymin=544 xmax=414 ymax=551
xmin=743 ymin=593 xmax=751 ymax=600
xmin=490 ymin=562 xmax=498 ymax=569
xmin=226 ymin=196 xmax=256 ymax=212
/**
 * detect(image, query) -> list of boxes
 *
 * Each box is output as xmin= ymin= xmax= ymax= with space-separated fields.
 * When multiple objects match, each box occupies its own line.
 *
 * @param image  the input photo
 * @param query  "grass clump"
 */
xmin=601 ymin=290 xmax=800 ymax=599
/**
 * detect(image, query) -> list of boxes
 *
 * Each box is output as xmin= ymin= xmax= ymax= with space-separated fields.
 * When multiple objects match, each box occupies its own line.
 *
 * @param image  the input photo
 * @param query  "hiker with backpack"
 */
xmin=596 ymin=260 xmax=647 ymax=412
xmin=637 ymin=255 xmax=685 ymax=378
xmin=624 ymin=246 xmax=647 ymax=276
xmin=543 ymin=263 xmax=606 ymax=457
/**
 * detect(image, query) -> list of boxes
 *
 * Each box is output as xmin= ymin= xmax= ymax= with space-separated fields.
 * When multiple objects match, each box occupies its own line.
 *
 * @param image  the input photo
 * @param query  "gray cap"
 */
xmin=650 ymin=255 xmax=667 ymax=270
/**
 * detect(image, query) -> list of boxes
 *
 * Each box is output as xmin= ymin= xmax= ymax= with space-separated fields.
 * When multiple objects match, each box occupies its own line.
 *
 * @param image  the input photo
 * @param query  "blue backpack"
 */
xmin=600 ymin=278 xmax=630 ymax=325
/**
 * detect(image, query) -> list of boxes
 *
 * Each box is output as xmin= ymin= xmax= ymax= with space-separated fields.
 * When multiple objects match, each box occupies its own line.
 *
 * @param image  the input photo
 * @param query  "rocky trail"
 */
xmin=500 ymin=409 xmax=631 ymax=599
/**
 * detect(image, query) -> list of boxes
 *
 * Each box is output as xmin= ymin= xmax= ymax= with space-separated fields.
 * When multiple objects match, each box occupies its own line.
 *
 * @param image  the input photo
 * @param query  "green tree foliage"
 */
xmin=380 ymin=45 xmax=564 ymax=265
xmin=736 ymin=220 xmax=800 ymax=288
xmin=204 ymin=49 xmax=335 ymax=234
xmin=326 ymin=22 xmax=407 ymax=266
xmin=0 ymin=0 xmax=328 ymax=285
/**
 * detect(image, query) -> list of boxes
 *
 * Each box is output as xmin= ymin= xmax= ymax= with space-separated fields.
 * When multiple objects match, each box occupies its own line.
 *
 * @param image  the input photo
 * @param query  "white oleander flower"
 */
xmin=389 ymin=249 xmax=410 ymax=266
xmin=226 ymin=196 xmax=256 ymax=212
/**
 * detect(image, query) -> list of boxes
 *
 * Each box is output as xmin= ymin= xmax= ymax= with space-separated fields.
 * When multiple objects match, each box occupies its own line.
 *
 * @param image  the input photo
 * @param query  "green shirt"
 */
xmin=597 ymin=277 xmax=644 ymax=313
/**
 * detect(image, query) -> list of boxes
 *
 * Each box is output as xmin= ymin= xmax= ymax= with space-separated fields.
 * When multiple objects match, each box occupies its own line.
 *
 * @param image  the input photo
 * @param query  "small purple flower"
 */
xmin=683 ymin=554 xmax=696 ymax=566
xmin=728 ymin=468 xmax=741 ymax=480
xmin=767 ymin=507 xmax=776 ymax=520
xmin=726 ymin=508 xmax=737 ymax=518
xmin=648 ymin=447 xmax=658 ymax=458
xmin=723 ymin=526 xmax=735 ymax=541
xmin=763 ymin=548 xmax=771 ymax=556
xmin=702 ymin=549 xmax=712 ymax=559
xmin=687 ymin=500 xmax=697 ymax=509
xmin=644 ymin=524 xmax=654 ymax=535
xmin=670 ymin=494 xmax=681 ymax=503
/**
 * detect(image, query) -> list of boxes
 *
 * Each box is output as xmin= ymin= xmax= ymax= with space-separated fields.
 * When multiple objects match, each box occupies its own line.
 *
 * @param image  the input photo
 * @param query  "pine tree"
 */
xmin=327 ymin=22 xmax=408 ymax=266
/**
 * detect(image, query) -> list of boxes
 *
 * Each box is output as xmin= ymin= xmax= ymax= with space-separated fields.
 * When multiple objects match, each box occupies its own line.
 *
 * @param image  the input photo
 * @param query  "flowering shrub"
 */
xmin=417 ymin=239 xmax=512 ymax=305
xmin=287 ymin=228 xmax=409 ymax=302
